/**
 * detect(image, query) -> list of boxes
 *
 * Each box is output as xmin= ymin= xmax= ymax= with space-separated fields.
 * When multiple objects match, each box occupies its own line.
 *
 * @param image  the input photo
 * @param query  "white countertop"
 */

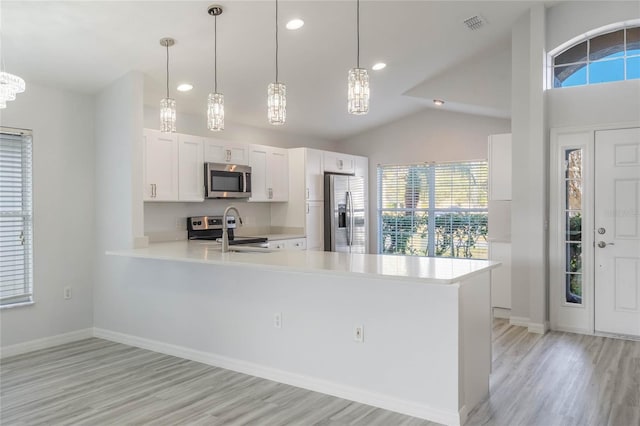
xmin=107 ymin=241 xmax=500 ymax=285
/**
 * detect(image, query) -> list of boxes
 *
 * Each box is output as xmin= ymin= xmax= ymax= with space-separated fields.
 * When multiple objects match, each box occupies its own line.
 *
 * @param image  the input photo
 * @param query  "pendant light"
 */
xmin=159 ymin=38 xmax=176 ymax=133
xmin=267 ymin=0 xmax=286 ymax=125
xmin=0 ymin=49 xmax=26 ymax=109
xmin=207 ymin=5 xmax=224 ymax=131
xmin=347 ymin=0 xmax=369 ymax=115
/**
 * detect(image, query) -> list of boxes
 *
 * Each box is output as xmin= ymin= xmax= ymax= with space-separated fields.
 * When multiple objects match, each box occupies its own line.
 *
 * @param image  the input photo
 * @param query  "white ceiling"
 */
xmin=1 ymin=1 xmax=551 ymax=140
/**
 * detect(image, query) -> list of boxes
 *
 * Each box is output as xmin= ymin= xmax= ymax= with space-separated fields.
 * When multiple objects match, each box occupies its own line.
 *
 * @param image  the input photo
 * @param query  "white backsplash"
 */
xmin=144 ymin=199 xmax=272 ymax=240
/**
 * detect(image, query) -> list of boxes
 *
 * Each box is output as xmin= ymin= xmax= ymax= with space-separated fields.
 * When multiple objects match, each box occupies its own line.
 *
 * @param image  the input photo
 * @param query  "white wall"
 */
xmin=93 ymin=71 xmax=145 ymax=330
xmin=337 ymin=108 xmax=511 ymax=253
xmin=0 ymin=83 xmax=95 ymax=347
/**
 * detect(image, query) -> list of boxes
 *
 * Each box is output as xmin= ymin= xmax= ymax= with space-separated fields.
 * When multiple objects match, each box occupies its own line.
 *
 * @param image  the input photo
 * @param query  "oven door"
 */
xmin=205 ymin=163 xmax=252 ymax=198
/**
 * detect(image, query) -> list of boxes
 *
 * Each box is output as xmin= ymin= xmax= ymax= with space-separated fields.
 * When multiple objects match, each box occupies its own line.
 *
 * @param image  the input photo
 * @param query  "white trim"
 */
xmin=492 ymin=307 xmax=511 ymax=319
xmin=528 ymin=321 xmax=550 ymax=335
xmin=509 ymin=316 xmax=530 ymax=328
xmin=93 ymin=327 xmax=463 ymax=426
xmin=0 ymin=328 xmax=93 ymax=359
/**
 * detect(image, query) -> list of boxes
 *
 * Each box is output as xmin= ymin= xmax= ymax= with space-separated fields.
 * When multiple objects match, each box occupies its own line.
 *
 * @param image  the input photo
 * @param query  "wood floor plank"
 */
xmin=2 ymin=321 xmax=640 ymax=425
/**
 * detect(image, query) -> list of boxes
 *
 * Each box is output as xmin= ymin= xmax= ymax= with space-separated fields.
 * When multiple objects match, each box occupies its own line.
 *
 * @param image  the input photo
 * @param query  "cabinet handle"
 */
xmin=306 ymin=188 xmax=310 ymax=200
xmin=151 ymin=183 xmax=156 ymax=198
xmin=306 ymin=203 xmax=309 ymax=214
xmin=268 ymin=188 xmax=273 ymax=199
xmin=225 ymin=149 xmax=231 ymax=162
xmin=338 ymin=159 xmax=343 ymax=169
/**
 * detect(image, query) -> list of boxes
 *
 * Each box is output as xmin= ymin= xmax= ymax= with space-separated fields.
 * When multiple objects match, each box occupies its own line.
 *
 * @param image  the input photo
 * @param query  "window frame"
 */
xmin=548 ymin=21 xmax=640 ymax=89
xmin=0 ymin=127 xmax=34 ymax=309
xmin=377 ymin=160 xmax=489 ymax=259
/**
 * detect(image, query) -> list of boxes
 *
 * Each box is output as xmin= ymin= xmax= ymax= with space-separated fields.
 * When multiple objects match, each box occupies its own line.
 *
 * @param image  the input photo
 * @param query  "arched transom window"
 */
xmin=553 ymin=25 xmax=640 ymax=88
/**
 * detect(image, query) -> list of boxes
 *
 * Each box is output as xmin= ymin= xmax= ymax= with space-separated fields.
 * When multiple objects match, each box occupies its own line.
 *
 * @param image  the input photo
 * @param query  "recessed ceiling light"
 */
xmin=433 ymin=99 xmax=445 ymax=106
xmin=372 ymin=62 xmax=386 ymax=71
xmin=177 ymin=83 xmax=193 ymax=92
xmin=286 ymin=19 xmax=304 ymax=30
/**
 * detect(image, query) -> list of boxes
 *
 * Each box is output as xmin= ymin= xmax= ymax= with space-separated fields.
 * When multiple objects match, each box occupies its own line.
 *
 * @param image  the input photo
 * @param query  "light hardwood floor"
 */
xmin=1 ymin=320 xmax=639 ymax=425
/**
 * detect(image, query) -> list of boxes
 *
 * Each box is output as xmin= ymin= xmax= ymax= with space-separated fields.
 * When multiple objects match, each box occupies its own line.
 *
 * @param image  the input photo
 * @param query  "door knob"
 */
xmin=597 ymin=241 xmax=614 ymax=248
xmin=597 ymin=227 xmax=606 ymax=235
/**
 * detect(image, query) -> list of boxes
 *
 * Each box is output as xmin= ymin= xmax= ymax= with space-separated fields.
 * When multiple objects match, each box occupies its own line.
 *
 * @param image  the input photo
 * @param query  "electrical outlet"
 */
xmin=354 ymin=325 xmax=364 ymax=343
xmin=63 ymin=286 xmax=72 ymax=300
xmin=274 ymin=312 xmax=282 ymax=329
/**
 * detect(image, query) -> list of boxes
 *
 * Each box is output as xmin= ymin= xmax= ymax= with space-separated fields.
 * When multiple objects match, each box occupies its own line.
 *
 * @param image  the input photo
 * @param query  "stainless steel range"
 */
xmin=187 ymin=216 xmax=268 ymax=246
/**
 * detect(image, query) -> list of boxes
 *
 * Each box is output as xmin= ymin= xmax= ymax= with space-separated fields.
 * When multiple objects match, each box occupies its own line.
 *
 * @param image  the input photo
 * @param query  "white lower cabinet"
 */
xmin=270 ymin=238 xmax=307 ymax=251
xmin=489 ymin=241 xmax=512 ymax=310
xmin=306 ymin=201 xmax=324 ymax=251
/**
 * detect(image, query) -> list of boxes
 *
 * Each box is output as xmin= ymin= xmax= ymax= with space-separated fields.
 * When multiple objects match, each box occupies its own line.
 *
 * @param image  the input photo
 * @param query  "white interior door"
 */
xmin=595 ymin=127 xmax=640 ymax=336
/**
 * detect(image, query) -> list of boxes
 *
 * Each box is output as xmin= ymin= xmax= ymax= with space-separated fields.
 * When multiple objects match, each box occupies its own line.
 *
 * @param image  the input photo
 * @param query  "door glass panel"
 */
xmin=564 ymin=148 xmax=583 ymax=305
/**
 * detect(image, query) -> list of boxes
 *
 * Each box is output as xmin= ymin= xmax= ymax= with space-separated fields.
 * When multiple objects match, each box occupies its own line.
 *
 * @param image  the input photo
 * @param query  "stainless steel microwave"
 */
xmin=204 ymin=163 xmax=252 ymax=199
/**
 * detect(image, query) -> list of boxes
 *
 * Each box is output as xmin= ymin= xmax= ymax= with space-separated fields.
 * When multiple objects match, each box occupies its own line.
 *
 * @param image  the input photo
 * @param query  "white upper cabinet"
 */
xmin=178 ymin=135 xmax=204 ymax=202
xmin=143 ymin=129 xmax=179 ymax=201
xmin=248 ymin=144 xmax=289 ymax=202
xmin=488 ymin=133 xmax=512 ymax=201
xmin=323 ymin=151 xmax=355 ymax=174
xmin=204 ymin=138 xmax=249 ymax=165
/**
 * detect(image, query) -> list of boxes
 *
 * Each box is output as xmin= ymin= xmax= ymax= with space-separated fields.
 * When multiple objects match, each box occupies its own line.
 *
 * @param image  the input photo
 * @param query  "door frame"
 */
xmin=549 ymin=121 xmax=640 ymax=335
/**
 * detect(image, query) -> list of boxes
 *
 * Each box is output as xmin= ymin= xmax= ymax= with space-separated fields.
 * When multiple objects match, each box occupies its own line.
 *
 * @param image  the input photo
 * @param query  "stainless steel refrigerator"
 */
xmin=324 ymin=174 xmax=367 ymax=253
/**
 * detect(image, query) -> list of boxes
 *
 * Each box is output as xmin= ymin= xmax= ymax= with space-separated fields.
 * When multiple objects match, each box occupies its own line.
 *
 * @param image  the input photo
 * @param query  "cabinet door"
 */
xmin=323 ymin=151 xmax=355 ymax=174
xmin=204 ymin=138 xmax=249 ymax=165
xmin=306 ymin=149 xmax=324 ymax=200
xmin=488 ymin=133 xmax=512 ymax=201
xmin=268 ymin=148 xmax=289 ymax=202
xmin=489 ymin=241 xmax=511 ymax=309
xmin=248 ymin=145 xmax=269 ymax=201
xmin=306 ymin=201 xmax=324 ymax=251
xmin=178 ymin=135 xmax=204 ymax=201
xmin=143 ymin=129 xmax=179 ymax=201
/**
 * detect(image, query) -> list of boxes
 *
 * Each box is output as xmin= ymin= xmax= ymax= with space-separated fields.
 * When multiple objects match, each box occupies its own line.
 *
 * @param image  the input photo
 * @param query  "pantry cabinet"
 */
xmin=323 ymin=151 xmax=355 ymax=174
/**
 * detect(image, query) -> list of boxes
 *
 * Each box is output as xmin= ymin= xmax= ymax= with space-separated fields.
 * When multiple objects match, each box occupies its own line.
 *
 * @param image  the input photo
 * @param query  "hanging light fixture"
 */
xmin=207 ymin=5 xmax=224 ymax=131
xmin=267 ymin=0 xmax=286 ymax=125
xmin=347 ymin=0 xmax=369 ymax=115
xmin=159 ymin=38 xmax=176 ymax=133
xmin=0 ymin=71 xmax=25 ymax=109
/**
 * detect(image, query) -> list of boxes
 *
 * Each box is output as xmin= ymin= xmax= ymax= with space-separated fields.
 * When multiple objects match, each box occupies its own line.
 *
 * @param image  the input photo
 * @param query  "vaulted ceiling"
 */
xmin=1 ymin=1 xmax=551 ymax=140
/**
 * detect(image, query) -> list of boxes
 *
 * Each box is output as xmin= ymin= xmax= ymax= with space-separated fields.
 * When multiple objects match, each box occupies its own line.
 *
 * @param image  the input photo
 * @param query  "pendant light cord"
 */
xmin=214 ymin=15 xmax=218 ymax=93
xmin=275 ymin=0 xmax=279 ymax=83
xmin=356 ymin=0 xmax=360 ymax=69
xmin=166 ymin=43 xmax=170 ymax=98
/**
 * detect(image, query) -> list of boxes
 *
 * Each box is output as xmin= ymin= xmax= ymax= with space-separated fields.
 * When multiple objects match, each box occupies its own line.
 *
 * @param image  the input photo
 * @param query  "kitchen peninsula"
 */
xmin=107 ymin=242 xmax=499 ymax=425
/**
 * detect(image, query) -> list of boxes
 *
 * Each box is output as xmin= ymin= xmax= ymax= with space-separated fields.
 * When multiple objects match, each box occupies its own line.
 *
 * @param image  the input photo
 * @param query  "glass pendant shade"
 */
xmin=160 ymin=98 xmax=176 ymax=133
xmin=0 ymin=71 xmax=26 ymax=109
xmin=207 ymin=93 xmax=225 ymax=131
xmin=348 ymin=67 xmax=369 ymax=115
xmin=267 ymin=82 xmax=286 ymax=125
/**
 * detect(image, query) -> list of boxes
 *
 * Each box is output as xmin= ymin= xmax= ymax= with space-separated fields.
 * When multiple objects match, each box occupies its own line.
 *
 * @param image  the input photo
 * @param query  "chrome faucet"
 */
xmin=221 ymin=206 xmax=242 ymax=253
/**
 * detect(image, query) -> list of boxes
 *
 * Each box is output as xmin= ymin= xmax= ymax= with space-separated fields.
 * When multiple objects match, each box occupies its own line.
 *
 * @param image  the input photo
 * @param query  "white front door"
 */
xmin=594 ymin=127 xmax=640 ymax=336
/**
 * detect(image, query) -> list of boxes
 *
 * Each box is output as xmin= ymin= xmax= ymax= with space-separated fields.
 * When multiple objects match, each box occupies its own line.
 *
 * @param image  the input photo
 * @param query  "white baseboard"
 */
xmin=0 ymin=328 xmax=94 ymax=359
xmin=93 ymin=327 xmax=462 ymax=426
xmin=509 ymin=316 xmax=530 ymax=327
xmin=528 ymin=321 xmax=550 ymax=335
xmin=492 ymin=307 xmax=511 ymax=319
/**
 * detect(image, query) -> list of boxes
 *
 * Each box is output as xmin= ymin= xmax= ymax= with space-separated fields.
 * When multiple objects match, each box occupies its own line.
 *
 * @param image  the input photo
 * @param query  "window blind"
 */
xmin=0 ymin=130 xmax=33 ymax=306
xmin=377 ymin=161 xmax=488 ymax=259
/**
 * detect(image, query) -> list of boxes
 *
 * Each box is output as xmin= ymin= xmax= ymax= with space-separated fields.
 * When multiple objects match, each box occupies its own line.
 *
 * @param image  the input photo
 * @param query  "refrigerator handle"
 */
xmin=346 ymin=191 xmax=351 ymax=246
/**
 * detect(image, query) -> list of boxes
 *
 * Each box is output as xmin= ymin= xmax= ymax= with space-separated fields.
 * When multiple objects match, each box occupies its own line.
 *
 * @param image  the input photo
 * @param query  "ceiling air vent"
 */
xmin=463 ymin=15 xmax=487 ymax=31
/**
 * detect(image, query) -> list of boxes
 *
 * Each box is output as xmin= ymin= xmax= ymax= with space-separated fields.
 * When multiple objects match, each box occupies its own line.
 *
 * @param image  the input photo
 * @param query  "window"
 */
xmin=552 ymin=25 xmax=640 ymax=88
xmin=0 ymin=129 xmax=33 ymax=307
xmin=564 ymin=148 xmax=583 ymax=305
xmin=378 ymin=161 xmax=488 ymax=259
